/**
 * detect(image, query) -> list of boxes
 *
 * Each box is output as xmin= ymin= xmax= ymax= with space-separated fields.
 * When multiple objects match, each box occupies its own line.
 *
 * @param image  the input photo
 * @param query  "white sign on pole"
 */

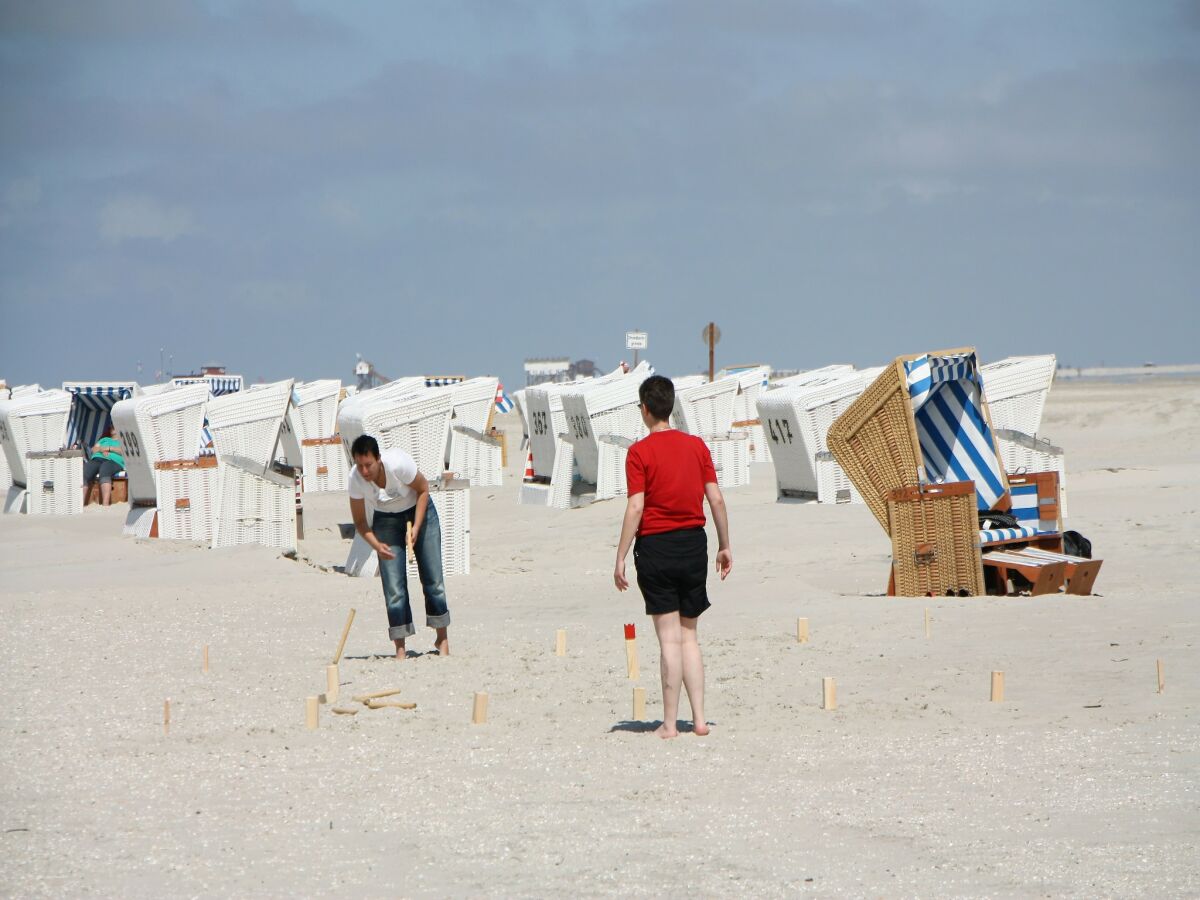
xmin=625 ymin=331 xmax=648 ymax=351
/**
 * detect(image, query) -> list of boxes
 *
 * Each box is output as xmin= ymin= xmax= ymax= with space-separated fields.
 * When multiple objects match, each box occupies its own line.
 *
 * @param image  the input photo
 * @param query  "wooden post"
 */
xmin=163 ymin=698 xmax=170 ymax=735
xmin=796 ymin=617 xmax=809 ymax=643
xmin=1157 ymin=659 xmax=1165 ymax=694
xmin=406 ymin=521 xmax=414 ymax=563
xmin=924 ymin=608 xmax=931 ymax=639
xmin=332 ymin=608 xmax=356 ymax=665
xmin=624 ymin=624 xmax=639 ymax=679
xmin=821 ymin=677 xmax=836 ymax=710
xmin=306 ymin=695 xmax=319 ymax=730
xmin=472 ymin=692 xmax=488 ymax=724
xmin=707 ymin=321 xmax=715 ymax=382
xmin=203 ymin=644 xmax=209 ymax=673
xmin=990 ymin=671 xmax=1005 ymax=702
xmin=555 ymin=629 xmax=567 ymax=657
xmin=326 ymin=664 xmax=339 ymax=703
xmin=633 ymin=686 xmax=646 ymax=720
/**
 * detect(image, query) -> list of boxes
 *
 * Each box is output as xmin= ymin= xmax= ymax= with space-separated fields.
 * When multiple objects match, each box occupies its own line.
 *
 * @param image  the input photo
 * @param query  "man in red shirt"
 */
xmin=614 ymin=375 xmax=732 ymax=739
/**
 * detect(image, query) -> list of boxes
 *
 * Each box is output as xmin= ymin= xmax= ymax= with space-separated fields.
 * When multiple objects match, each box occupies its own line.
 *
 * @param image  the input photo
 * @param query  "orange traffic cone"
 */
xmin=523 ymin=450 xmax=535 ymax=482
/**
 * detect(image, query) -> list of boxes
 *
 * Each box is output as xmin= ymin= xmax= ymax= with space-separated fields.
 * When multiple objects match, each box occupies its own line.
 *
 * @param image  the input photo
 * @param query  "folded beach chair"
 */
xmin=442 ymin=376 xmax=503 ymax=488
xmin=728 ymin=367 xmax=772 ymax=462
xmin=980 ymin=354 xmax=1057 ymax=436
xmin=206 ymin=379 xmax=299 ymax=552
xmin=109 ymin=383 xmax=211 ymax=537
xmin=757 ymin=367 xmax=871 ymax=502
xmin=522 ymin=365 xmax=628 ymax=482
xmin=0 ymin=388 xmax=74 ymax=514
xmin=276 ymin=379 xmax=346 ymax=494
xmin=672 ymin=375 xmax=751 ymax=489
xmin=336 ymin=377 xmax=450 ymax=479
xmin=560 ymin=361 xmax=653 ymax=498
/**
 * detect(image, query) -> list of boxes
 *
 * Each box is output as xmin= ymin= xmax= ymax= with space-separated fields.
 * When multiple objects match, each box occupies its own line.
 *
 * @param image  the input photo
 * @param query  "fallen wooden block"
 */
xmin=352 ymin=688 xmax=403 ymax=702
xmin=332 ymin=706 xmax=359 ymax=716
xmin=366 ymin=699 xmax=417 ymax=710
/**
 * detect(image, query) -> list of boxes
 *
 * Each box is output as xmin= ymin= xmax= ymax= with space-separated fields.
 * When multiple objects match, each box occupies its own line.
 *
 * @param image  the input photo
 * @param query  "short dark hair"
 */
xmin=638 ymin=375 xmax=675 ymax=423
xmin=350 ymin=434 xmax=381 ymax=458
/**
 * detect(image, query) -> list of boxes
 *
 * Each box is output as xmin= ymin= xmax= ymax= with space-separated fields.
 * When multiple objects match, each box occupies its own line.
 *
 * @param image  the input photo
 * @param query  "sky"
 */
xmin=1 ymin=0 xmax=1197 ymax=390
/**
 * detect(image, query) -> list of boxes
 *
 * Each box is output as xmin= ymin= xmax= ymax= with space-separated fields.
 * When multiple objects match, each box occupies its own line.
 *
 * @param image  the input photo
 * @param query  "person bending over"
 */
xmin=614 ymin=375 xmax=732 ymax=738
xmin=348 ymin=435 xmax=450 ymax=659
xmin=82 ymin=424 xmax=125 ymax=507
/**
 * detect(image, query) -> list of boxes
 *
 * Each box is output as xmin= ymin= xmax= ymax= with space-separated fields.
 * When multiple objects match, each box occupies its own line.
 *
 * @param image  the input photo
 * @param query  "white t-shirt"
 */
xmin=347 ymin=447 xmax=419 ymax=513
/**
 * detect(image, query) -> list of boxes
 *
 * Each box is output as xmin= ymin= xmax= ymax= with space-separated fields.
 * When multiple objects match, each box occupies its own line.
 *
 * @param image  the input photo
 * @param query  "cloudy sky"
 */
xmin=1 ymin=0 xmax=1197 ymax=389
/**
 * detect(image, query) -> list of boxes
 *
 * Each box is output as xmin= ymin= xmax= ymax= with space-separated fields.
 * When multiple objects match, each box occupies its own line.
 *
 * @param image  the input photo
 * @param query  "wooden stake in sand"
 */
xmin=1157 ymin=659 xmax=1165 ymax=694
xmin=406 ymin=521 xmax=414 ymax=563
xmin=332 ymin=608 xmax=356 ymax=665
xmin=924 ymin=608 xmax=931 ymax=639
xmin=306 ymin=695 xmax=319 ymax=730
xmin=796 ymin=617 xmax=809 ymax=644
xmin=472 ymin=692 xmax=489 ymax=724
xmin=633 ymin=686 xmax=646 ymax=721
xmin=624 ymin=624 xmax=639 ymax=679
xmin=990 ymin=671 xmax=1005 ymax=702
xmin=555 ymin=629 xmax=567 ymax=657
xmin=822 ymin=677 xmax=837 ymax=710
xmin=163 ymin=698 xmax=171 ymax=735
xmin=203 ymin=644 xmax=209 ymax=673
xmin=326 ymin=664 xmax=339 ymax=703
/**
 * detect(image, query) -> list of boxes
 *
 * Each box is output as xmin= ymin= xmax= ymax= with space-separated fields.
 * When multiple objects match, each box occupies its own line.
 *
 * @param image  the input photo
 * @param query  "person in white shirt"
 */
xmin=348 ymin=434 xmax=450 ymax=659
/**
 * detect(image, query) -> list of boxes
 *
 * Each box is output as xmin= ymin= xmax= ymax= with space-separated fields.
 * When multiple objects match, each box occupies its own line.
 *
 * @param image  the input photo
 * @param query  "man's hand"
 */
xmin=715 ymin=548 xmax=732 ymax=580
xmin=375 ymin=542 xmax=397 ymax=561
xmin=614 ymin=558 xmax=629 ymax=592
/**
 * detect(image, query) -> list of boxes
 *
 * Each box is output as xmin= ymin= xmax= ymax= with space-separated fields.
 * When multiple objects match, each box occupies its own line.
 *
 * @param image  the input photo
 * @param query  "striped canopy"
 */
xmin=64 ymin=383 xmax=137 ymax=451
xmin=904 ymin=352 xmax=1006 ymax=512
xmin=172 ymin=375 xmax=243 ymax=397
xmin=495 ymin=382 xmax=514 ymax=414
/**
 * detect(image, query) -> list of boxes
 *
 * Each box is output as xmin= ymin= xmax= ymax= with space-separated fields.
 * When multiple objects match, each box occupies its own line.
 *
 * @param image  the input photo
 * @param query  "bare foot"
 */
xmin=654 ymin=723 xmax=680 ymax=739
xmin=693 ymin=722 xmax=710 ymax=736
xmin=434 ymin=628 xmax=449 ymax=656
xmin=393 ymin=639 xmax=406 ymax=660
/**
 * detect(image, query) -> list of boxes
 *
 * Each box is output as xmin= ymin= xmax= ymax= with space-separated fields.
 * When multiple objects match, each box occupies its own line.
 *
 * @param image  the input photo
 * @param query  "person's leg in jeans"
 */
xmin=82 ymin=457 xmax=102 ymax=507
xmin=373 ymin=512 xmax=415 ymax=659
xmin=412 ymin=502 xmax=451 ymax=655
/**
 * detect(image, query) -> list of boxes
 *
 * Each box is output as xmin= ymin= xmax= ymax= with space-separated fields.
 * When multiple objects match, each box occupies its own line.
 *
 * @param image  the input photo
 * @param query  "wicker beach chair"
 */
xmin=109 ymin=383 xmax=211 ymax=537
xmin=442 ymin=376 xmax=502 ymax=487
xmin=980 ymin=354 xmax=1057 ymax=436
xmin=672 ymin=375 xmax=752 ymax=489
xmin=276 ymin=379 xmax=346 ymax=494
xmin=559 ymin=361 xmax=653 ymax=492
xmin=0 ymin=388 xmax=74 ymax=514
xmin=728 ymin=367 xmax=772 ymax=462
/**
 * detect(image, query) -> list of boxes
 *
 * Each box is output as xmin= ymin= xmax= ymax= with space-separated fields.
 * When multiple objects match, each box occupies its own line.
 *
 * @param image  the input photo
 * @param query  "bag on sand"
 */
xmin=1063 ymin=530 xmax=1092 ymax=559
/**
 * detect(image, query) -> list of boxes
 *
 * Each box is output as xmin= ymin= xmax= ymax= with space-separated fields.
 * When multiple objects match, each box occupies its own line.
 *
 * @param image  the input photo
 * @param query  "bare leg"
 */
xmin=434 ymin=627 xmax=449 ymax=656
xmin=100 ymin=482 xmax=112 ymax=506
xmin=651 ymin=612 xmax=682 ymax=738
xmin=82 ymin=483 xmax=91 ymax=507
xmin=680 ymin=616 xmax=708 ymax=734
xmin=393 ymin=638 xmax=406 ymax=660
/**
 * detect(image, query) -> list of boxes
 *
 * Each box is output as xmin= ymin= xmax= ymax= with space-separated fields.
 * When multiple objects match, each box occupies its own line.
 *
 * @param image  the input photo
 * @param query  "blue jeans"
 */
xmin=373 ymin=503 xmax=451 ymax=640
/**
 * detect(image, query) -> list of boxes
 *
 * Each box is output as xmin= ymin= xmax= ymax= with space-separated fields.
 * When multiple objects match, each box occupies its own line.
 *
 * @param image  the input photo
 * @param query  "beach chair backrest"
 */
xmin=0 ymin=389 xmax=72 ymax=486
xmin=672 ymin=376 xmax=739 ymax=438
xmin=981 ymin=354 xmax=1057 ymax=435
xmin=206 ymin=379 xmax=295 ymax=476
xmin=110 ymin=383 xmax=209 ymax=503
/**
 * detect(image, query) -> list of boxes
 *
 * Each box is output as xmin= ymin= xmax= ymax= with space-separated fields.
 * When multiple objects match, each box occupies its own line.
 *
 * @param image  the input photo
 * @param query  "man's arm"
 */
xmin=350 ymin=496 xmax=396 ymax=560
xmin=614 ymin=492 xmax=644 ymax=591
xmin=407 ymin=472 xmax=431 ymax=542
xmin=704 ymin=481 xmax=732 ymax=579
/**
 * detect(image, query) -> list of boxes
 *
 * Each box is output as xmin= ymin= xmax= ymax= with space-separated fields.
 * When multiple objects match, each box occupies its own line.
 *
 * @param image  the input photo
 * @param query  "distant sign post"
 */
xmin=701 ymin=322 xmax=721 ymax=382
xmin=626 ymin=331 xmax=648 ymax=367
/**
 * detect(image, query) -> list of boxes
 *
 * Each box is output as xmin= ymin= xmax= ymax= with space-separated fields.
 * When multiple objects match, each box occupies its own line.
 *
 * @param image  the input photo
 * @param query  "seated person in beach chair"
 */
xmin=82 ymin=424 xmax=124 ymax=507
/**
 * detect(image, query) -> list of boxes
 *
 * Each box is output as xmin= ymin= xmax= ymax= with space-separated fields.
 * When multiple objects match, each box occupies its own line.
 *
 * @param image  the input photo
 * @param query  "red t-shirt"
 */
xmin=625 ymin=429 xmax=717 ymax=536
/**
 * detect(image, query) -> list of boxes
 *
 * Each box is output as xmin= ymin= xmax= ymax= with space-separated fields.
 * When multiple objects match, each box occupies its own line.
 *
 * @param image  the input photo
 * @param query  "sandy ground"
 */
xmin=1 ymin=377 xmax=1197 ymax=898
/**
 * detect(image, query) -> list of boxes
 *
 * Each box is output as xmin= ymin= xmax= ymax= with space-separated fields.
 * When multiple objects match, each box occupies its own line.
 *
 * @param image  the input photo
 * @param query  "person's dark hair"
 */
xmin=350 ymin=434 xmax=381 ymax=459
xmin=638 ymin=375 xmax=675 ymax=423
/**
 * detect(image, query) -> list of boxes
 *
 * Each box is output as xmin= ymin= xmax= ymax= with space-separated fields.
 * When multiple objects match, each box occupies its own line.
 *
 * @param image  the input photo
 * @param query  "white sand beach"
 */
xmin=1 ymin=376 xmax=1197 ymax=897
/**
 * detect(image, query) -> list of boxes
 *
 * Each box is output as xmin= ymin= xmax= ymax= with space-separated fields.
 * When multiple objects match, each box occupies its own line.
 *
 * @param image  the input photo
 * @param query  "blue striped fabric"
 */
xmin=425 ymin=377 xmax=464 ymax=388
xmin=979 ymin=526 xmax=1038 ymax=544
xmin=495 ymin=382 xmax=514 ymax=413
xmin=904 ymin=352 xmax=1006 ymax=512
xmin=65 ymin=385 xmax=135 ymax=451
xmin=1008 ymin=482 xmax=1057 ymax=533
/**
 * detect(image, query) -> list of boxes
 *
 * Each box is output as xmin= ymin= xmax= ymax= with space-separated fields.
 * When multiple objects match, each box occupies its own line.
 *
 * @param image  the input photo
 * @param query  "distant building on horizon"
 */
xmin=523 ymin=357 xmax=603 ymax=386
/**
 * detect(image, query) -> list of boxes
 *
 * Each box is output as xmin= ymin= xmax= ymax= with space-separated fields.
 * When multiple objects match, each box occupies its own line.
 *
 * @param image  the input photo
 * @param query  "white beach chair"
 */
xmin=727 ymin=367 xmax=772 ymax=462
xmin=980 ymin=355 xmax=1057 ymax=436
xmin=275 ymin=379 xmax=346 ymax=494
xmin=671 ymin=375 xmax=752 ymax=488
xmin=337 ymin=380 xmax=453 ymax=480
xmin=110 ymin=383 xmax=211 ymax=537
xmin=442 ymin=376 xmax=503 ymax=488
xmin=0 ymin=388 xmax=73 ymax=514
xmin=523 ymin=366 xmax=628 ymax=480
xmin=757 ymin=368 xmax=868 ymax=501
xmin=559 ymin=362 xmax=653 ymax=496
xmin=205 ymin=380 xmax=300 ymax=552
xmin=343 ymin=478 xmax=473 ymax=579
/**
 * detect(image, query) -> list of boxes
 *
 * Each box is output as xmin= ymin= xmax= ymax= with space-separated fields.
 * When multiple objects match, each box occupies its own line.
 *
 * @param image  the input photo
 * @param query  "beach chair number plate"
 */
xmin=766 ymin=418 xmax=794 ymax=444
xmin=531 ymin=411 xmax=549 ymax=436
xmin=119 ymin=430 xmax=143 ymax=459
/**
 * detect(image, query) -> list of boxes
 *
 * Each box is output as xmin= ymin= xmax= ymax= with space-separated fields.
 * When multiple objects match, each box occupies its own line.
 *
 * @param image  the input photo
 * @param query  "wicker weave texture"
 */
xmin=211 ymin=465 xmax=296 ymax=552
xmin=207 ymin=380 xmax=293 ymax=475
xmin=111 ymin=384 xmax=209 ymax=504
xmin=827 ymin=362 xmax=923 ymax=532
xmin=157 ymin=464 xmax=220 ymax=541
xmin=300 ymin=443 xmax=349 ymax=493
xmin=449 ymin=429 xmax=503 ymax=487
xmin=26 ymin=455 xmax=82 ymax=515
xmin=0 ymin=390 xmax=72 ymax=486
xmin=887 ymin=484 xmax=985 ymax=596
xmin=673 ymin=376 xmax=739 ymax=437
xmin=710 ymin=434 xmax=750 ymax=488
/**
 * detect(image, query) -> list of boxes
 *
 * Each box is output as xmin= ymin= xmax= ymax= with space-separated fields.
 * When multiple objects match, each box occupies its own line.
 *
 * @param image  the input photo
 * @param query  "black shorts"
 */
xmin=633 ymin=527 xmax=710 ymax=619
